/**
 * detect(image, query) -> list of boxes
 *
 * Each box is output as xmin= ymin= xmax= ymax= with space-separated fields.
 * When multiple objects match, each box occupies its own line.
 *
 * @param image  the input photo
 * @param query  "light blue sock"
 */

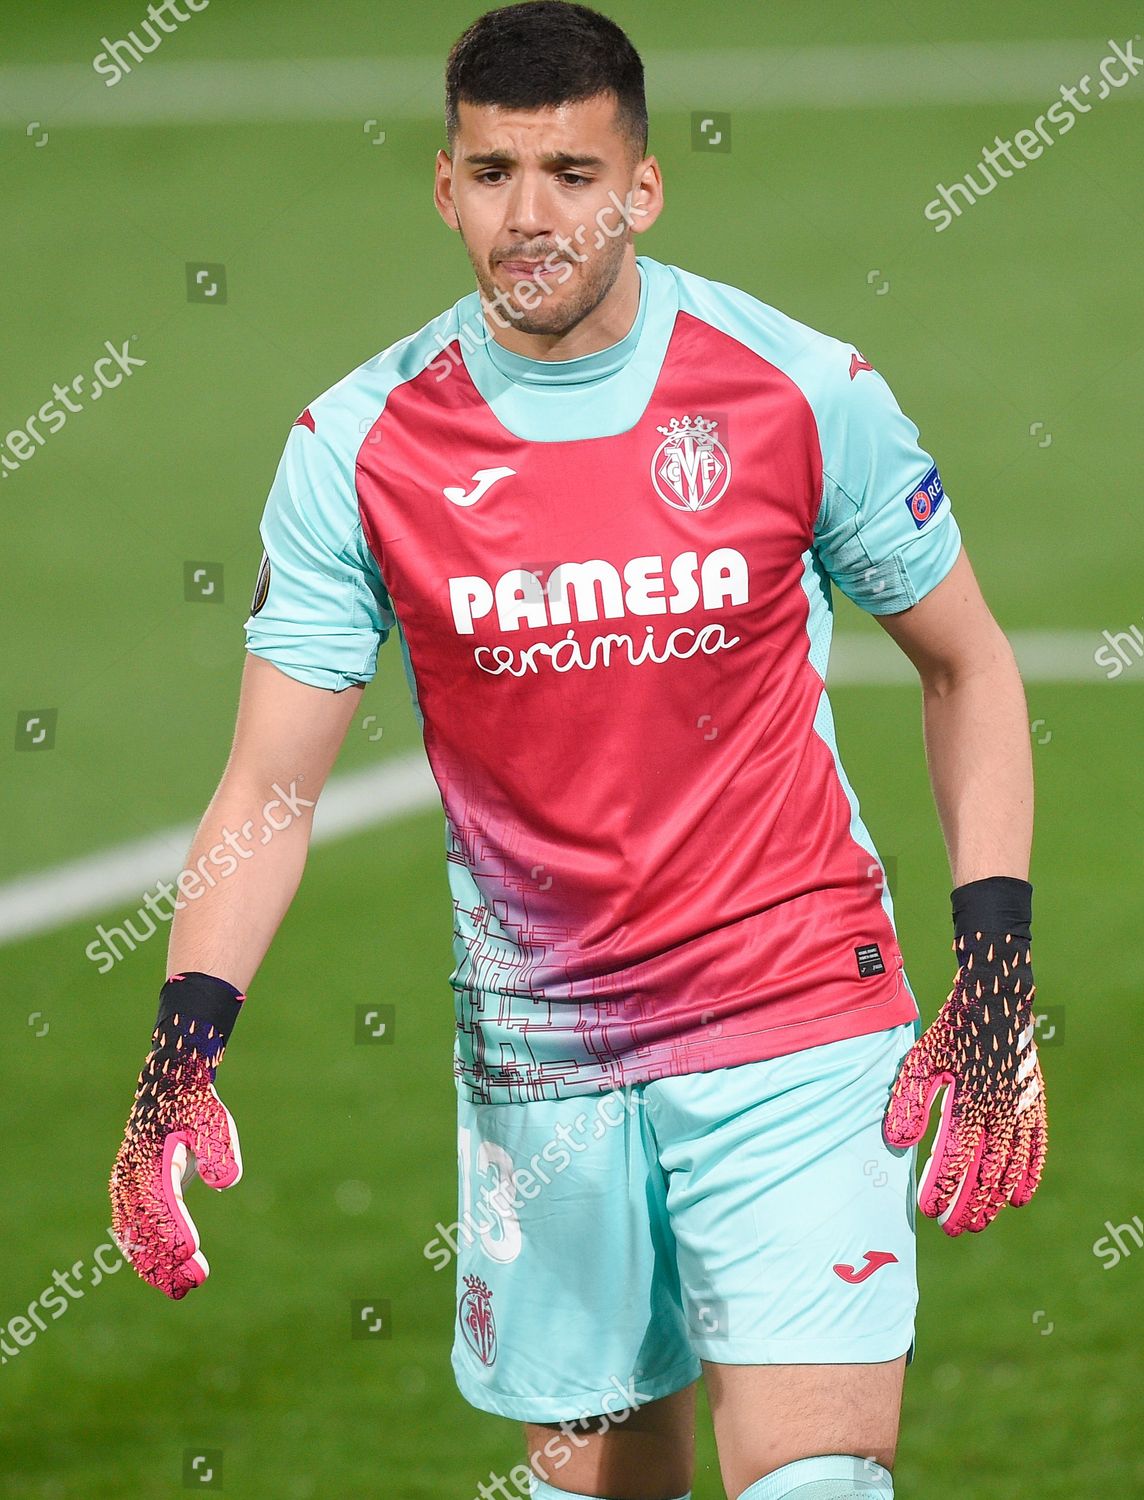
xmin=528 ymin=1478 xmax=690 ymax=1500
xmin=737 ymin=1453 xmax=893 ymax=1499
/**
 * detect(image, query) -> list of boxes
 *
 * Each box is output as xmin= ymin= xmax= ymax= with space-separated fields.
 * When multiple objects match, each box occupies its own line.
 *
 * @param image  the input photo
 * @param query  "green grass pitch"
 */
xmin=1 ymin=2 xmax=1141 ymax=1495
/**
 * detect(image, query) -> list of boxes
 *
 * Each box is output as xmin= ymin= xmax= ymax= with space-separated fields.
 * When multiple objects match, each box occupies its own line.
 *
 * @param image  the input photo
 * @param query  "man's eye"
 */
xmin=472 ymin=169 xmax=590 ymax=186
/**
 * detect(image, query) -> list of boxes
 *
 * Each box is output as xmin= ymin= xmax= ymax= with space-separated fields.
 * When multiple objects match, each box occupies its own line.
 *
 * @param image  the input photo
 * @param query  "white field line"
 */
xmin=827 ymin=627 xmax=1134 ymax=684
xmin=3 ymin=42 xmax=1142 ymax=127
xmin=0 ymin=753 xmax=438 ymax=947
xmin=0 ymin=629 xmax=1134 ymax=946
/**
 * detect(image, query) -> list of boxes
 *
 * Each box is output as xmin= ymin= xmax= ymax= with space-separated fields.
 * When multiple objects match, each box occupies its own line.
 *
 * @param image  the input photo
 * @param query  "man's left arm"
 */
xmin=876 ymin=545 xmax=1032 ymax=887
xmin=876 ymin=545 xmax=1047 ymax=1235
xmin=808 ymin=343 xmax=1048 ymax=1235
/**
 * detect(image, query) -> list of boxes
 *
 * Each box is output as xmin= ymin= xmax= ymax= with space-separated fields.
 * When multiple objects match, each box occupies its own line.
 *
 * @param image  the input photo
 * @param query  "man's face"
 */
xmin=436 ymin=92 xmax=661 ymax=338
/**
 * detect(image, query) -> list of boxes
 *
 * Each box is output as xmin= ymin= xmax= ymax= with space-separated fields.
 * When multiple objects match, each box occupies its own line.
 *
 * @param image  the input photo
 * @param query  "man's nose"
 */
xmin=505 ymin=174 xmax=555 ymax=245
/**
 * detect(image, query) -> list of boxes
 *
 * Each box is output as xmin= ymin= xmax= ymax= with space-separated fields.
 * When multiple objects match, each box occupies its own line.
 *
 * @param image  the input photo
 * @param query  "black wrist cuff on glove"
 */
xmin=951 ymin=876 xmax=1033 ymax=940
xmin=155 ymin=971 xmax=245 ymax=1045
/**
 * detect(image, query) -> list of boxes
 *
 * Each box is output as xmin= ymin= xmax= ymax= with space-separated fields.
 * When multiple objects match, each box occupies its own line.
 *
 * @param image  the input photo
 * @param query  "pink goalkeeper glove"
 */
xmin=109 ymin=972 xmax=245 ymax=1298
xmin=884 ymin=877 xmax=1047 ymax=1236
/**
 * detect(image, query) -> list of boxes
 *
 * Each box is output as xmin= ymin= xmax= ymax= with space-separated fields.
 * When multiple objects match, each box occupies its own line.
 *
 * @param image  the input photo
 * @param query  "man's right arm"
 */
xmin=166 ymin=651 xmax=365 ymax=990
xmin=109 ymin=652 xmax=365 ymax=1299
xmin=111 ymin=386 xmax=393 ymax=1298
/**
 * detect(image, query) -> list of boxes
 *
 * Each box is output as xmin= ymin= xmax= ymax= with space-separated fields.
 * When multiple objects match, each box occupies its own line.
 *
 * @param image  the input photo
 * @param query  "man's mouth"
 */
xmin=497 ymin=258 xmax=567 ymax=282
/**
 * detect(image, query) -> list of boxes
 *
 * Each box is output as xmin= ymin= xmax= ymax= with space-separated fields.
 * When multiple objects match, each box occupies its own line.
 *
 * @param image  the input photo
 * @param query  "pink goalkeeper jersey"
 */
xmin=245 ymin=256 xmax=961 ymax=1103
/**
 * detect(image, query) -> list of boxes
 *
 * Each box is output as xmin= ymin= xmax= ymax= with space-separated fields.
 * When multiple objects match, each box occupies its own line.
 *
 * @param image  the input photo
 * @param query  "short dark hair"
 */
xmin=445 ymin=1 xmax=648 ymax=160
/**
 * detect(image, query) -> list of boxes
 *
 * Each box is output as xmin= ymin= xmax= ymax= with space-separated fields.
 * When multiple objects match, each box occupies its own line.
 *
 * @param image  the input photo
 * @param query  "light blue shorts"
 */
xmin=450 ymin=1022 xmax=918 ymax=1422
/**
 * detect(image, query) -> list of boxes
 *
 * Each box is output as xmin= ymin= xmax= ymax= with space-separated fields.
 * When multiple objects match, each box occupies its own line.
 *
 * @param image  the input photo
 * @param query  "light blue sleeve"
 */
xmin=243 ymin=413 xmax=396 ymax=691
xmin=811 ymin=356 xmax=962 ymax=615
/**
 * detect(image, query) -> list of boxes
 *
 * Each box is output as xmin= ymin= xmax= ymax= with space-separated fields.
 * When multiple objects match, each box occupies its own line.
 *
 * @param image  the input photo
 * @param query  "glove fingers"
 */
xmin=915 ymin=1081 xmax=983 ymax=1229
xmin=1009 ymin=1094 xmax=1048 ymax=1207
xmin=883 ymin=1050 xmax=945 ymax=1148
xmin=913 ymin=1076 xmax=956 ymax=1209
xmin=933 ymin=1127 xmax=987 ymax=1235
xmin=160 ymin=1135 xmax=210 ymax=1292
xmin=110 ymin=1133 xmax=209 ymax=1299
xmin=189 ymin=1085 xmax=243 ymax=1190
xmin=958 ymin=1119 xmax=1016 ymax=1234
xmin=997 ymin=1105 xmax=1035 ymax=1206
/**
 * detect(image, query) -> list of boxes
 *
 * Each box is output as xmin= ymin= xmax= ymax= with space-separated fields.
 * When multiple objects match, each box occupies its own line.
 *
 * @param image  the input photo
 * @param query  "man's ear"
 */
xmin=434 ymin=148 xmax=460 ymax=232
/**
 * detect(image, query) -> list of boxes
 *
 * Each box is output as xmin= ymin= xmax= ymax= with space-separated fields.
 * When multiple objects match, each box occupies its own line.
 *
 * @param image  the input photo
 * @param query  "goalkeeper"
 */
xmin=110 ymin=4 xmax=1048 ymax=1496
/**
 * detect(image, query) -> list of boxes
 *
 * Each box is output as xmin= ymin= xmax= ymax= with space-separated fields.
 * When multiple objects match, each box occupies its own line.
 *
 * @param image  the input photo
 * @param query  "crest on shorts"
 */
xmin=459 ymin=1274 xmax=497 ymax=1366
xmin=651 ymin=414 xmax=731 ymax=511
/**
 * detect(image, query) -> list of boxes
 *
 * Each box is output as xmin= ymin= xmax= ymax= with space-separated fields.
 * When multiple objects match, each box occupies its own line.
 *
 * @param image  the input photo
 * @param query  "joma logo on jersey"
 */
xmin=449 ymin=548 xmax=749 ymax=635
xmin=652 ymin=414 xmax=731 ymax=511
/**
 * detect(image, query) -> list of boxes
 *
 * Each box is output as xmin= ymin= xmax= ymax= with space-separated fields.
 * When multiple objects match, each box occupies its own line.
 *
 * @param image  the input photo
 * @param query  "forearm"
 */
xmin=165 ymin=776 xmax=315 ymax=990
xmin=919 ymin=629 xmax=1033 ymax=887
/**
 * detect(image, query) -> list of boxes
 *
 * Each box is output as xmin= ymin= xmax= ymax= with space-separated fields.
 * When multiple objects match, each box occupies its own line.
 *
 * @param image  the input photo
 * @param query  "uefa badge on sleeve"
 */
xmin=905 ymin=465 xmax=945 ymax=529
